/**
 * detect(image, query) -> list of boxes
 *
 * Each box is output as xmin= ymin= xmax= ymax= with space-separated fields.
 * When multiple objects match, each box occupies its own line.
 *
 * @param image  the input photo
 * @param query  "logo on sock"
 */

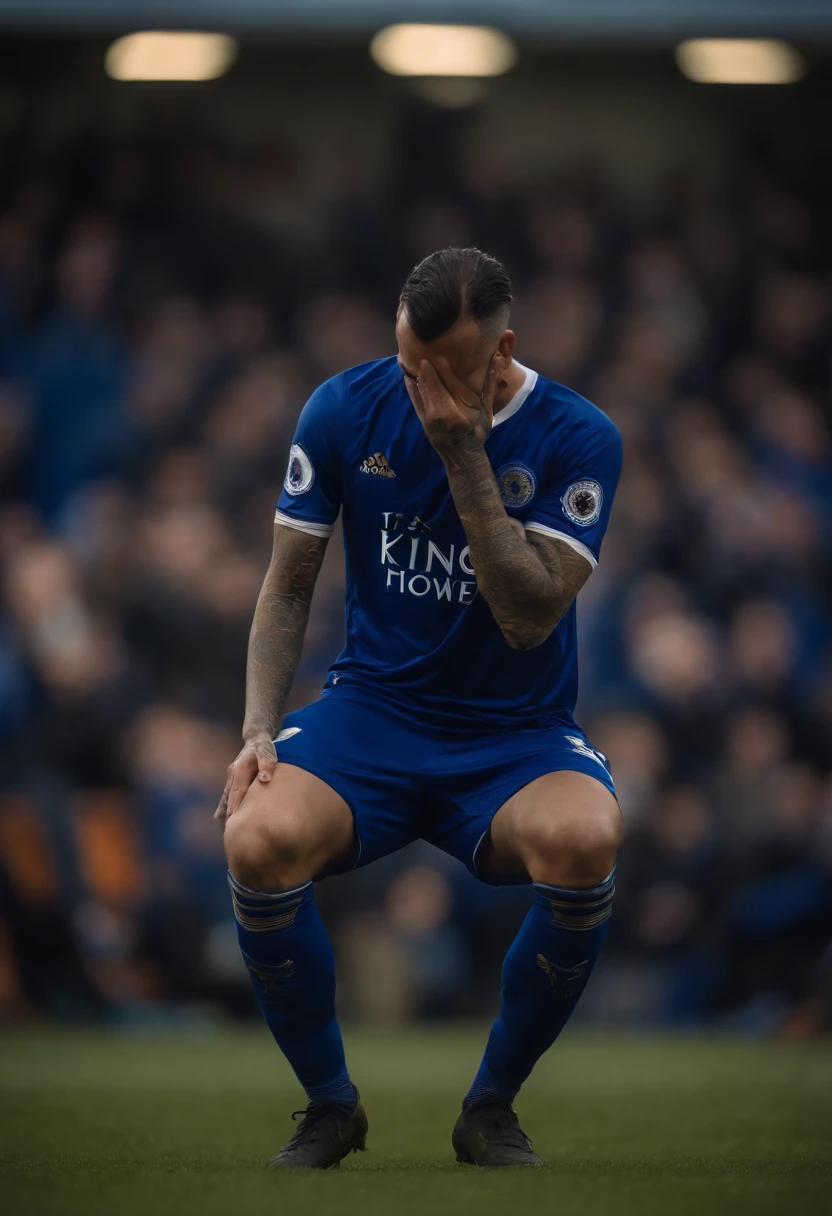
xmin=536 ymin=954 xmax=589 ymax=1000
xmin=246 ymin=958 xmax=296 ymax=994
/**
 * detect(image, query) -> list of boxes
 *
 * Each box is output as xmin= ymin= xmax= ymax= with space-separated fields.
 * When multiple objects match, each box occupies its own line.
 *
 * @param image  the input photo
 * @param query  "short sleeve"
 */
xmin=275 ymin=377 xmax=343 ymax=537
xmin=525 ymin=419 xmax=623 ymax=568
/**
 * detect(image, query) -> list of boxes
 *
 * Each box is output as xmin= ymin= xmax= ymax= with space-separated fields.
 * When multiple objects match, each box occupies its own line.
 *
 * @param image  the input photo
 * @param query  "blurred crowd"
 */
xmin=1 ymin=94 xmax=831 ymax=1033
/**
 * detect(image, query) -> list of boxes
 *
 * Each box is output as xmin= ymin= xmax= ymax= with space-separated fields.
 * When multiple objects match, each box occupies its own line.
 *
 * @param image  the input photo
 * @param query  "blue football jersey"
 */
xmin=276 ymin=356 xmax=622 ymax=728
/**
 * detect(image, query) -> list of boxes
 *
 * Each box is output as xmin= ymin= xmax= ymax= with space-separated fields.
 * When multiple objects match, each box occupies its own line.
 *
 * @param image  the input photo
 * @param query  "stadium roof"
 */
xmin=0 ymin=0 xmax=830 ymax=40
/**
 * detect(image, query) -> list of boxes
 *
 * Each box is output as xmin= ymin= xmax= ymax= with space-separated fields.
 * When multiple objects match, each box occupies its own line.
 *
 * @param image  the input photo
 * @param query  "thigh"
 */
xmin=483 ymin=768 xmax=621 ymax=882
xmin=423 ymin=721 xmax=618 ymax=884
xmin=272 ymin=692 xmax=428 ymax=874
xmin=227 ymin=759 xmax=355 ymax=879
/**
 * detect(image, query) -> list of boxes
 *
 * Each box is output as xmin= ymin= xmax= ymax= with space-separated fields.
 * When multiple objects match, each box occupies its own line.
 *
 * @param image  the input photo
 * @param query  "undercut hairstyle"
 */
xmin=399 ymin=247 xmax=512 ymax=344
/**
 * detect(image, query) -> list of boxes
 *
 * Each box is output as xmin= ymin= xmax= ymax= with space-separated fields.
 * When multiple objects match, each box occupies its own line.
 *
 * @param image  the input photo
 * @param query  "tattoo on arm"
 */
xmin=242 ymin=524 xmax=328 ymax=742
xmin=442 ymin=436 xmax=593 ymax=650
xmin=524 ymin=529 xmax=594 ymax=631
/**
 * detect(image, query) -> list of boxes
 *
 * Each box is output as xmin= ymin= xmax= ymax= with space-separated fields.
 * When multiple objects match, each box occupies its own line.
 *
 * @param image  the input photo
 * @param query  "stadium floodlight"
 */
xmin=675 ymin=39 xmax=805 ymax=85
xmin=370 ymin=24 xmax=517 ymax=78
xmin=105 ymin=32 xmax=238 ymax=82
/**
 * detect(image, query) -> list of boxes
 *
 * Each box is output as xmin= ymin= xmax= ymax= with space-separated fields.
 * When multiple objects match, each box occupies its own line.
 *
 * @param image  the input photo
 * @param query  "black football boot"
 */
xmin=267 ymin=1094 xmax=368 ymax=1169
xmin=452 ymin=1097 xmax=544 ymax=1167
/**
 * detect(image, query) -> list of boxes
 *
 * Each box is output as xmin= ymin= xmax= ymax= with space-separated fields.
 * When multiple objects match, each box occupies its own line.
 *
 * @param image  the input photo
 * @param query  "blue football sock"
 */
xmin=465 ymin=870 xmax=615 ymax=1107
xmin=228 ymin=872 xmax=355 ymax=1107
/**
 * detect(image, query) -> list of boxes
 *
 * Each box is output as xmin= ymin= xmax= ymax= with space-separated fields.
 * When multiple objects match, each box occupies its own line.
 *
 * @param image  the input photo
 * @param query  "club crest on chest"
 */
xmin=496 ymin=462 xmax=536 ymax=508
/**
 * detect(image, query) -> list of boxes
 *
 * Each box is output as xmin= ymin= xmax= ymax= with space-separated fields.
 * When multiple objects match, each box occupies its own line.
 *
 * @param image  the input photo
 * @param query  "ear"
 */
xmin=494 ymin=329 xmax=516 ymax=374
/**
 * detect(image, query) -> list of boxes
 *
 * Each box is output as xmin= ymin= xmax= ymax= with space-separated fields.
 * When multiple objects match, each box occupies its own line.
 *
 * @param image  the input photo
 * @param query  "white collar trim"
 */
xmin=490 ymin=361 xmax=538 ymax=429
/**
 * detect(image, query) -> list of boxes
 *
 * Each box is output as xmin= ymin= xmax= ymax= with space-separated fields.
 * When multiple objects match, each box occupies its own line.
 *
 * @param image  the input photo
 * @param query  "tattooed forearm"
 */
xmin=441 ymin=436 xmax=593 ymax=650
xmin=242 ymin=524 xmax=328 ymax=742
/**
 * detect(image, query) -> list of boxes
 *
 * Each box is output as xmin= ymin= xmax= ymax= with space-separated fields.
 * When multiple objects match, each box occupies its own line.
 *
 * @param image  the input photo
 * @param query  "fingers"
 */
xmin=256 ymin=741 xmax=278 ymax=784
xmin=226 ymin=752 xmax=259 ymax=819
xmin=431 ymin=356 xmax=481 ymax=412
xmin=214 ymin=788 xmax=229 ymax=821
xmin=418 ymin=361 xmax=477 ymax=435
xmin=216 ymin=740 xmax=276 ymax=822
xmin=404 ymin=375 xmax=426 ymax=421
xmin=416 ymin=361 xmax=456 ymax=430
xmin=414 ymin=358 xmax=489 ymax=449
xmin=417 ymin=359 xmax=448 ymax=406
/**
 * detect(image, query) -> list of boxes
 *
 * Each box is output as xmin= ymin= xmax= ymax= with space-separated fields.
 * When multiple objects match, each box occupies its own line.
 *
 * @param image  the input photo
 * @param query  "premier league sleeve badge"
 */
xmin=561 ymin=480 xmax=602 ymax=526
xmin=284 ymin=444 xmax=315 ymax=496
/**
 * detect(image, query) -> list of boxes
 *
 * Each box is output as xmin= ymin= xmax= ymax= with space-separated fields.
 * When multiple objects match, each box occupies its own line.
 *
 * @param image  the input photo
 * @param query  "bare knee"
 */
xmin=522 ymin=803 xmax=621 ymax=888
xmin=224 ymin=767 xmax=353 ymax=892
xmin=224 ymin=806 xmax=316 ymax=891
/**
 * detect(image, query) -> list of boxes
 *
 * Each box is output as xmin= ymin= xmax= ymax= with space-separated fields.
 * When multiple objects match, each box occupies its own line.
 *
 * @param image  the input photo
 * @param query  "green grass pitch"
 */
xmin=1 ymin=1026 xmax=830 ymax=1215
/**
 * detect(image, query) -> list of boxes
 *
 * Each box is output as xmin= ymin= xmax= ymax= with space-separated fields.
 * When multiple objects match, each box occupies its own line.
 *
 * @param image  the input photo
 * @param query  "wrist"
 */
xmin=439 ymin=432 xmax=485 ymax=468
xmin=243 ymin=723 xmax=277 ymax=745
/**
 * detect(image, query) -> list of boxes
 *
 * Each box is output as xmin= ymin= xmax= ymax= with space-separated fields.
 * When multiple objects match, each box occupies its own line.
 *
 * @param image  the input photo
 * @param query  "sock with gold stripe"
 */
xmin=464 ymin=869 xmax=615 ymax=1107
xmin=228 ymin=872 xmax=355 ymax=1106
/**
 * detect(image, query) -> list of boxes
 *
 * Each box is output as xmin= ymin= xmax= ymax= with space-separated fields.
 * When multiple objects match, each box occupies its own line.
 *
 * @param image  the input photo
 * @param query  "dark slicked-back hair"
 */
xmin=399 ymin=247 xmax=512 ymax=344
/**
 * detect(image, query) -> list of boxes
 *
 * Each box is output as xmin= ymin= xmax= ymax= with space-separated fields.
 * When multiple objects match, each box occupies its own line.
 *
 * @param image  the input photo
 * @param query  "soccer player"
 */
xmin=216 ymin=248 xmax=623 ymax=1168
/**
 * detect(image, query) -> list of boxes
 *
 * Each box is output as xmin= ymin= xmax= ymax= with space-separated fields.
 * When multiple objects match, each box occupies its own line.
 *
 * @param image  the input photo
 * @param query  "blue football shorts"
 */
xmin=274 ymin=686 xmax=616 ymax=886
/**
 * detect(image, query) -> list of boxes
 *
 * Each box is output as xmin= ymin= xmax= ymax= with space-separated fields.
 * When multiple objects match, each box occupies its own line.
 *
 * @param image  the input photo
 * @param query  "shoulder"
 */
xmin=533 ymin=375 xmax=622 ymax=463
xmin=305 ymin=357 xmax=399 ymax=415
xmin=534 ymin=375 xmax=621 ymax=443
xmin=336 ymin=355 xmax=400 ymax=403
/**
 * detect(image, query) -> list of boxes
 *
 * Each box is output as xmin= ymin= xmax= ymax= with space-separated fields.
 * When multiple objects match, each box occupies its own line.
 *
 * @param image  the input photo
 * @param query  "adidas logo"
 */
xmin=360 ymin=452 xmax=396 ymax=478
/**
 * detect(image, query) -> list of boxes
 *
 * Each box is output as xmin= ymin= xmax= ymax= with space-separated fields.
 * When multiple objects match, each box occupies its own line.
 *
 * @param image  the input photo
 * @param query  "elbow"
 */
xmin=502 ymin=624 xmax=554 ymax=651
xmin=500 ymin=602 xmax=569 ymax=650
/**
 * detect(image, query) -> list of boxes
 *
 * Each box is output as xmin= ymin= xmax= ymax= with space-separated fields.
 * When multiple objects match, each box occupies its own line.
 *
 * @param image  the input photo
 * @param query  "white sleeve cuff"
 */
xmin=274 ymin=510 xmax=335 ymax=538
xmin=524 ymin=523 xmax=597 ymax=569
